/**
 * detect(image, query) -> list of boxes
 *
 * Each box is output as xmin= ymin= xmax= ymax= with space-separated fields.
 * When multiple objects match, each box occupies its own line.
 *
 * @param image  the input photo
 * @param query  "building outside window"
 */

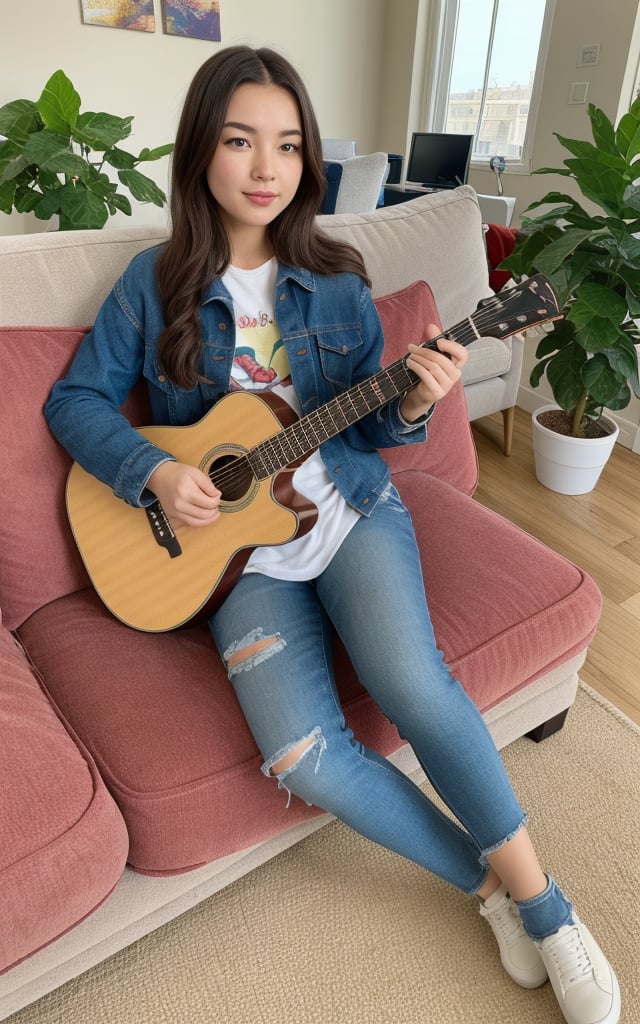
xmin=429 ymin=0 xmax=553 ymax=170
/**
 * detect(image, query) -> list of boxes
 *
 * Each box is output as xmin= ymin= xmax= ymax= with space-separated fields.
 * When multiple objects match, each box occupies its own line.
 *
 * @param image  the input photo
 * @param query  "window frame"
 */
xmin=424 ymin=0 xmax=556 ymax=174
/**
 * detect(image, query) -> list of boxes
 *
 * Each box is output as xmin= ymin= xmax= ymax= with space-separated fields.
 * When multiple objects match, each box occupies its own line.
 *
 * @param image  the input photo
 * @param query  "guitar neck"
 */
xmin=246 ymin=274 xmax=560 ymax=480
xmin=247 ymin=320 xmax=475 ymax=480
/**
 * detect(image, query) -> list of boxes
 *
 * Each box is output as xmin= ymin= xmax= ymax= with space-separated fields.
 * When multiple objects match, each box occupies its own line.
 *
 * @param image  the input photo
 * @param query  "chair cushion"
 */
xmin=0 ymin=612 xmax=128 ymax=972
xmin=461 ymin=335 xmax=512 ymax=386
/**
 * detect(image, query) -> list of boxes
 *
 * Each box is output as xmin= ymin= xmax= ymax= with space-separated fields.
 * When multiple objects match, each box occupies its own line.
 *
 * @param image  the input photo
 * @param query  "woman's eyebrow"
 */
xmin=222 ymin=121 xmax=302 ymax=138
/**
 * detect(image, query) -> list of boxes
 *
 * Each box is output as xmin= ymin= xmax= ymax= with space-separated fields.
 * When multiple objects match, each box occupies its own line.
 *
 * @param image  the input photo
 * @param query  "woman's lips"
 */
xmin=245 ymin=191 xmax=278 ymax=206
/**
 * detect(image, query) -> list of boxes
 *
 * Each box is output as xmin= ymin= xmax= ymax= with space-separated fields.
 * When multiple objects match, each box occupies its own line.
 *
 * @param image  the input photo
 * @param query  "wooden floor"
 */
xmin=471 ymin=407 xmax=640 ymax=726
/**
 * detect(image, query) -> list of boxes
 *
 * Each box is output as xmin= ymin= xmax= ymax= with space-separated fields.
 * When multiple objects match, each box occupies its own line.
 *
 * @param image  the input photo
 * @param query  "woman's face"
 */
xmin=207 ymin=81 xmax=304 ymax=250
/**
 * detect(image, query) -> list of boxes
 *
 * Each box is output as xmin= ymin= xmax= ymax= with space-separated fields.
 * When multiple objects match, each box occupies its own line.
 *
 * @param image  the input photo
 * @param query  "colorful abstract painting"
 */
xmin=161 ymin=0 xmax=221 ymax=41
xmin=80 ymin=0 xmax=155 ymax=32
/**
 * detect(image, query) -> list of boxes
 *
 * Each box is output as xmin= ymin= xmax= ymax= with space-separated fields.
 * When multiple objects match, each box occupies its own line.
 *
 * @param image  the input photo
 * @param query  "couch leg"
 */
xmin=526 ymin=708 xmax=569 ymax=743
xmin=501 ymin=406 xmax=515 ymax=456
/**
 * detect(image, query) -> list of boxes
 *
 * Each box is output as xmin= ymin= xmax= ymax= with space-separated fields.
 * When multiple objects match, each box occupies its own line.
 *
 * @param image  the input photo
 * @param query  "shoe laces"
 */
xmin=545 ymin=925 xmax=592 ymax=989
xmin=490 ymin=897 xmax=526 ymax=942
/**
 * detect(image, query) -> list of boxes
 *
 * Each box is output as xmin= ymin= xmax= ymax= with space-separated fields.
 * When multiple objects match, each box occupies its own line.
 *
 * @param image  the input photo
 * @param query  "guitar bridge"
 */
xmin=145 ymin=500 xmax=182 ymax=558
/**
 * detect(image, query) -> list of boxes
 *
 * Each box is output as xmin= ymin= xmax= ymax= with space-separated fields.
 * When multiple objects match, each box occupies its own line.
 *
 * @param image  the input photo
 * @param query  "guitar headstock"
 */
xmin=472 ymin=274 xmax=563 ymax=341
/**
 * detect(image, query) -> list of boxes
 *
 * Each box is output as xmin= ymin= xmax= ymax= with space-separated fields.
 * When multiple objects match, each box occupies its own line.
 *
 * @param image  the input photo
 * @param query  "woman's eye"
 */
xmin=226 ymin=137 xmax=249 ymax=148
xmin=281 ymin=143 xmax=300 ymax=153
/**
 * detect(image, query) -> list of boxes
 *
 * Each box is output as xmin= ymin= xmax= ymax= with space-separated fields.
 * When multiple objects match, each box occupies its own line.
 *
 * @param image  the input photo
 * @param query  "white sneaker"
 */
xmin=535 ymin=915 xmax=621 ymax=1024
xmin=479 ymin=884 xmax=548 ymax=988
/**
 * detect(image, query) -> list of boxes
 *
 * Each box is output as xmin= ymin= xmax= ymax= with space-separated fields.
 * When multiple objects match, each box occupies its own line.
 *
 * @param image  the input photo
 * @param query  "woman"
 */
xmin=46 ymin=45 xmax=620 ymax=1024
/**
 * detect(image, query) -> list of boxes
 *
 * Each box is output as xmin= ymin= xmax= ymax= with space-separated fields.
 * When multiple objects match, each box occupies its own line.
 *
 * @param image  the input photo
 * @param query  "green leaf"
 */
xmin=13 ymin=186 xmax=43 ymax=214
xmin=58 ymin=184 xmax=109 ymax=229
xmin=33 ymin=188 xmax=63 ymax=220
xmin=546 ymin=345 xmax=588 ymax=410
xmin=118 ymin=168 xmax=166 ymax=206
xmin=582 ymin=353 xmax=628 ymax=405
xmin=531 ymin=228 xmax=595 ymax=277
xmin=109 ymin=192 xmax=132 ymax=216
xmin=37 ymin=70 xmax=80 ymax=134
xmin=23 ymin=130 xmax=90 ymax=180
xmin=0 ymin=153 xmax=29 ymax=183
xmin=103 ymin=146 xmax=137 ymax=170
xmin=616 ymin=97 xmax=640 ymax=162
xmin=74 ymin=111 xmax=133 ymax=150
xmin=589 ymin=103 xmax=617 ymax=156
xmin=0 ymin=177 xmax=16 ymax=214
xmin=138 ymin=143 xmax=174 ymax=161
xmin=0 ymin=98 xmax=41 ymax=145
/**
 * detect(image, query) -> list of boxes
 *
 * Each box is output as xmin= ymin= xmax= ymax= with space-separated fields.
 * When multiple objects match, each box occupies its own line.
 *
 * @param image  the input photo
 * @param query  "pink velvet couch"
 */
xmin=0 ymin=188 xmax=602 ymax=1018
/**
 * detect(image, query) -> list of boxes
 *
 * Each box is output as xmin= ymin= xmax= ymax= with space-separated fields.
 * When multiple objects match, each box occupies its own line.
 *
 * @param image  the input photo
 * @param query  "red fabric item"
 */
xmin=485 ymin=223 xmax=518 ymax=291
xmin=0 ymin=612 xmax=128 ymax=972
xmin=374 ymin=281 xmax=478 ymax=495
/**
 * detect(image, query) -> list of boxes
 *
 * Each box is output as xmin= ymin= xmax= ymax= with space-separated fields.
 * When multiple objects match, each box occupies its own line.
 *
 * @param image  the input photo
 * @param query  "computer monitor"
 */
xmin=405 ymin=132 xmax=473 ymax=190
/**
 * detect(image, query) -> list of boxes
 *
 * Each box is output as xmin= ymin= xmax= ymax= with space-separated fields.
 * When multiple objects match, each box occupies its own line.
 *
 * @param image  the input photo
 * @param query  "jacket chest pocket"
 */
xmin=317 ymin=329 xmax=364 ymax=390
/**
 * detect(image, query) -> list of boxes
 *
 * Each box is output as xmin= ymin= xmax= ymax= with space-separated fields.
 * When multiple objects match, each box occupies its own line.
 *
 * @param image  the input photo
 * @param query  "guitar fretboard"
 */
xmin=248 ymin=358 xmax=417 ymax=479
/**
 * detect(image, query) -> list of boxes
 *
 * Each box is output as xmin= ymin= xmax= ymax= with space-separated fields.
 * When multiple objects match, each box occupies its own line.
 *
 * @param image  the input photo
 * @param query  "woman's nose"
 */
xmin=251 ymin=148 xmax=275 ymax=181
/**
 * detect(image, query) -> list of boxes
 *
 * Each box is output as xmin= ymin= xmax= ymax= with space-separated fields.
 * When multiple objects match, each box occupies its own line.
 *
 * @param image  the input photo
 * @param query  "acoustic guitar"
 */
xmin=66 ymin=274 xmax=560 ymax=632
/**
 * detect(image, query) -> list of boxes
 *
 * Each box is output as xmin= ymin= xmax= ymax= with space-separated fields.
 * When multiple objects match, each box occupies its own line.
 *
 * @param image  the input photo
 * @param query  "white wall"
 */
xmin=0 ymin=0 xmax=386 ymax=235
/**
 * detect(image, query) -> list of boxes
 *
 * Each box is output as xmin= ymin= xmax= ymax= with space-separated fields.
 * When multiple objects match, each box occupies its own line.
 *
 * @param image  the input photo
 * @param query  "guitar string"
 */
xmin=204 ymin=284 xmax=557 ymax=493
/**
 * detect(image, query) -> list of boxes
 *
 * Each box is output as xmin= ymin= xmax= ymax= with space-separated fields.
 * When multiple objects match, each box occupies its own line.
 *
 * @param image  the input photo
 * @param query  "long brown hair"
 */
xmin=156 ymin=45 xmax=370 ymax=388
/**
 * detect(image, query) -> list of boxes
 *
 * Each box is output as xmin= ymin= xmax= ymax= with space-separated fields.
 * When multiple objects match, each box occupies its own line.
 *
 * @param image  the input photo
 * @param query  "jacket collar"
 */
xmin=202 ymin=263 xmax=316 ymax=306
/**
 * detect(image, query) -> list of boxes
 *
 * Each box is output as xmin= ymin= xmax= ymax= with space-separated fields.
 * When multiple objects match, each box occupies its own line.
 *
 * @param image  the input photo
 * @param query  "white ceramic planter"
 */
xmin=531 ymin=404 xmax=620 ymax=495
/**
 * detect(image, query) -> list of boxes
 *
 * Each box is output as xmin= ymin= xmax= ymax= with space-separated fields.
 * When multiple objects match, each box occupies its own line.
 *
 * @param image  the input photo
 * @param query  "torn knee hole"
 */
xmin=269 ymin=735 xmax=316 ymax=775
xmin=223 ymin=628 xmax=286 ymax=677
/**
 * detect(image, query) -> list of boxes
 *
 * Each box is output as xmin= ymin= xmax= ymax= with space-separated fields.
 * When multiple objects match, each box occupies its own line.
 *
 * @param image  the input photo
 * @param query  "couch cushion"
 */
xmin=374 ymin=280 xmax=477 ymax=494
xmin=318 ymin=186 xmax=491 ymax=331
xmin=0 ymin=326 xmax=149 ymax=631
xmin=16 ymin=589 xmax=402 ymax=876
xmin=0 ymin=611 xmax=128 ymax=972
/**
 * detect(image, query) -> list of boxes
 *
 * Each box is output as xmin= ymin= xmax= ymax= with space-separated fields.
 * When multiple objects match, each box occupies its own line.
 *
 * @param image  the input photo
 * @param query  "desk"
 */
xmin=383 ymin=185 xmax=516 ymax=226
xmin=383 ymin=184 xmax=442 ymax=206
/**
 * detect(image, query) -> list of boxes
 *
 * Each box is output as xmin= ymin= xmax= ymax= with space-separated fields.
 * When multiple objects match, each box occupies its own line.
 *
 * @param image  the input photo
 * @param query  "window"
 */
xmin=427 ymin=0 xmax=554 ymax=171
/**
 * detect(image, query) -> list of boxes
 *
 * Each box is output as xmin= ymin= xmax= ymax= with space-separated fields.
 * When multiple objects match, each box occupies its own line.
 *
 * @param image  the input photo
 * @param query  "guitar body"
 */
xmin=66 ymin=391 xmax=317 ymax=632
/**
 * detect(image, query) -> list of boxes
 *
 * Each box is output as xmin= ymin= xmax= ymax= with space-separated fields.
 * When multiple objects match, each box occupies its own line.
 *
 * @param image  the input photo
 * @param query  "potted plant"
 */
xmin=0 ymin=70 xmax=173 ymax=230
xmin=501 ymin=95 xmax=640 ymax=493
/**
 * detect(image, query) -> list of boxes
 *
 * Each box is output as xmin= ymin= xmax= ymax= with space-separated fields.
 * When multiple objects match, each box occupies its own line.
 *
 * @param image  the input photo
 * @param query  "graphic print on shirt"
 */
xmin=230 ymin=313 xmax=292 ymax=393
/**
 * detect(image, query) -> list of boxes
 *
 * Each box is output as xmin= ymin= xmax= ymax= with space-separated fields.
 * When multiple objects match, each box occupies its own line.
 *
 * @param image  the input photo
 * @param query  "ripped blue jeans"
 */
xmin=209 ymin=484 xmax=526 ymax=895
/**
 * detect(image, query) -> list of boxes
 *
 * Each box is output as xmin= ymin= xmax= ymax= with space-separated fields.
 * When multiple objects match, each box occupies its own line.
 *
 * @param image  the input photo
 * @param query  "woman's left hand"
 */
xmin=399 ymin=325 xmax=468 ymax=423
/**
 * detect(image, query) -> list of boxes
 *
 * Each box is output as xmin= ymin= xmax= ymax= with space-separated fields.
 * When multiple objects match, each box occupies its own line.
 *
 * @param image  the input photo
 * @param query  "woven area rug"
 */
xmin=7 ymin=684 xmax=640 ymax=1024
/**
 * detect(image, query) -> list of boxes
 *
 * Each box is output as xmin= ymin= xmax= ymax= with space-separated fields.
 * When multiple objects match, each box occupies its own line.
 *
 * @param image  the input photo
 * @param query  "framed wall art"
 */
xmin=80 ymin=0 xmax=156 ymax=32
xmin=161 ymin=0 xmax=221 ymax=42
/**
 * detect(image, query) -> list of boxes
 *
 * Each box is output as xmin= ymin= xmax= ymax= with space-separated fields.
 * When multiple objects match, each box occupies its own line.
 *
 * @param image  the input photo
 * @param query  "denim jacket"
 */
xmin=45 ymin=244 xmax=429 ymax=516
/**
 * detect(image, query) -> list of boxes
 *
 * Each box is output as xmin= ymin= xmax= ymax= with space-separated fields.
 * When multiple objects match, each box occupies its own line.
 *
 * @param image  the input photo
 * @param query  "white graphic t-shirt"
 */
xmin=222 ymin=259 xmax=360 ymax=580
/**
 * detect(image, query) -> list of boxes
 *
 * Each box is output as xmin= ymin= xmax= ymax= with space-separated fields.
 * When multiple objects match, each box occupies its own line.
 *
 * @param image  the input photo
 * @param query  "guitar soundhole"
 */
xmin=207 ymin=451 xmax=256 ymax=506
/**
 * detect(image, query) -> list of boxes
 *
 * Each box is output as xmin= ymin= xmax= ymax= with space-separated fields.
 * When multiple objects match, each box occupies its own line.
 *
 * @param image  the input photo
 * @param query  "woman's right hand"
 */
xmin=147 ymin=461 xmax=221 ymax=528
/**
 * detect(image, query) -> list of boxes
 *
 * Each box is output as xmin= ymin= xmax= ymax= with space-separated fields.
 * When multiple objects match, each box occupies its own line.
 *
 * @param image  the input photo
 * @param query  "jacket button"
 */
xmin=342 ymin=345 xmax=348 ymax=354
xmin=279 ymin=292 xmax=286 ymax=302
xmin=158 ymin=374 xmax=166 ymax=382
xmin=363 ymin=498 xmax=370 ymax=505
xmin=218 ymin=322 xmax=227 ymax=330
